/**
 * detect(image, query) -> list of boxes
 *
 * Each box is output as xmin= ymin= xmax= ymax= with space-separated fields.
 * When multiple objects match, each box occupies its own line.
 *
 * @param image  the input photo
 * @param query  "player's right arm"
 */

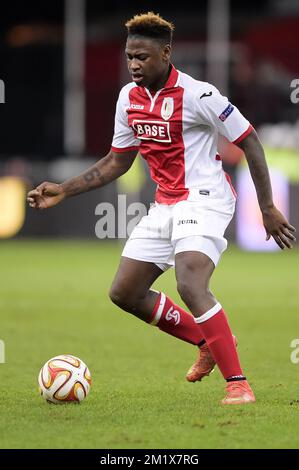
xmin=27 ymin=149 xmax=136 ymax=210
xmin=28 ymin=84 xmax=140 ymax=210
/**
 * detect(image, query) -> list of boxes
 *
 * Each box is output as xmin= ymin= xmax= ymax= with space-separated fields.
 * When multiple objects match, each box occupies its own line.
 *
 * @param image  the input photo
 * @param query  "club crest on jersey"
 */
xmin=161 ymin=97 xmax=174 ymax=121
xmin=132 ymin=119 xmax=171 ymax=143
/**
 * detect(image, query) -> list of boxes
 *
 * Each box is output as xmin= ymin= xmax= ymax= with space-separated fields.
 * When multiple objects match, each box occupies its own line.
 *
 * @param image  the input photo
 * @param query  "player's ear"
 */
xmin=162 ymin=44 xmax=171 ymax=62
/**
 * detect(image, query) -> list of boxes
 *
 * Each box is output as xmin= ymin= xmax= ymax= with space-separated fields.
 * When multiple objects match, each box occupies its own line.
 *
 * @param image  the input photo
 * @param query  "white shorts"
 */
xmin=122 ymin=186 xmax=236 ymax=270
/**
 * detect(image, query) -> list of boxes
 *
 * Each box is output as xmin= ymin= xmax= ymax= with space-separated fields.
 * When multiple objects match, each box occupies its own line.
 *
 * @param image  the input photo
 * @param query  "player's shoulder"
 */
xmin=178 ymin=71 xmax=220 ymax=98
xmin=118 ymin=82 xmax=137 ymax=101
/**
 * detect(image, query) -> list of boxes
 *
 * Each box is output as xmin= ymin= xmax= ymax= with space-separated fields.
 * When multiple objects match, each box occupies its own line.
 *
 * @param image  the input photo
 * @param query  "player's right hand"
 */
xmin=27 ymin=182 xmax=66 ymax=210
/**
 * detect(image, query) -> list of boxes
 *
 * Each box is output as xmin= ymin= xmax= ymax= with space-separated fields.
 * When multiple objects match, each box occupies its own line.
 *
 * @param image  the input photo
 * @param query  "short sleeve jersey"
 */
xmin=112 ymin=65 xmax=253 ymax=204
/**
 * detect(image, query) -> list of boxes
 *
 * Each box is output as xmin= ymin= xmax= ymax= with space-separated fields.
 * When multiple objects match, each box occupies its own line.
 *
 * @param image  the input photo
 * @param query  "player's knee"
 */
xmin=177 ymin=280 xmax=209 ymax=310
xmin=109 ymin=284 xmax=137 ymax=311
xmin=177 ymin=280 xmax=194 ymax=306
xmin=109 ymin=285 xmax=127 ymax=309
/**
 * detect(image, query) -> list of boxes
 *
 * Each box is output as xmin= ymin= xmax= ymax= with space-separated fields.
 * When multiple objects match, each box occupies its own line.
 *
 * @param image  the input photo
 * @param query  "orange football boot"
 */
xmin=221 ymin=380 xmax=256 ymax=405
xmin=186 ymin=335 xmax=237 ymax=382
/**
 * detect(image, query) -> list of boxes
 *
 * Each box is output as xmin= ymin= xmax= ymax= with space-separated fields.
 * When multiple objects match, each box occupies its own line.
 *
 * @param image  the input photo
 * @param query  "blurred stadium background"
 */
xmin=1 ymin=0 xmax=299 ymax=450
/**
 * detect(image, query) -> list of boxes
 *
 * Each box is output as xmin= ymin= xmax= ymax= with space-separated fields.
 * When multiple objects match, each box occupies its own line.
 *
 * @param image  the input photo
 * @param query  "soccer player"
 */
xmin=27 ymin=12 xmax=296 ymax=405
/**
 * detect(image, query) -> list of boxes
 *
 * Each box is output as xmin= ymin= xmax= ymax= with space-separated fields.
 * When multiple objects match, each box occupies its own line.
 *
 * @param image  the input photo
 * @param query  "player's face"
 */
xmin=125 ymin=37 xmax=171 ymax=91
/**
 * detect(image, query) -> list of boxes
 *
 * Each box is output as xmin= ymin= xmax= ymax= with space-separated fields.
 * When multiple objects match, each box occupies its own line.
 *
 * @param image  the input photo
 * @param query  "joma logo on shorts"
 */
xmin=132 ymin=119 xmax=171 ymax=142
xmin=178 ymin=219 xmax=198 ymax=225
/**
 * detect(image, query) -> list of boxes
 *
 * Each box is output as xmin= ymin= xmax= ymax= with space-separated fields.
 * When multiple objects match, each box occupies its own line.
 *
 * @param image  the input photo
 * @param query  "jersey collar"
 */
xmin=164 ymin=64 xmax=180 ymax=89
xmin=140 ymin=64 xmax=180 ymax=94
xmin=138 ymin=64 xmax=180 ymax=94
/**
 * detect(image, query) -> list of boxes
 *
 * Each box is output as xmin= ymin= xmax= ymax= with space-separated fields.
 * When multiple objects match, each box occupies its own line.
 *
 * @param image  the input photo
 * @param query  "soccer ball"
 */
xmin=38 ymin=354 xmax=91 ymax=404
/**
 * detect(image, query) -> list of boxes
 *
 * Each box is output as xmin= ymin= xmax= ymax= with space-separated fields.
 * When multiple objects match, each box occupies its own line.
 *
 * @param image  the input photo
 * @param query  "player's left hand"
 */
xmin=263 ymin=206 xmax=296 ymax=249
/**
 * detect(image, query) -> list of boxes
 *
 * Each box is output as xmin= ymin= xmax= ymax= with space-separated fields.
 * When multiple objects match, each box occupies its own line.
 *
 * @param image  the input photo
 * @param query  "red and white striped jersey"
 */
xmin=111 ymin=64 xmax=253 ymax=204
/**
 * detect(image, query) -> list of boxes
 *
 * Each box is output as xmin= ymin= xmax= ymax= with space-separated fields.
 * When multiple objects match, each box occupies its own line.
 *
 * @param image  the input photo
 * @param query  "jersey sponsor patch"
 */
xmin=132 ymin=119 xmax=171 ymax=143
xmin=219 ymin=103 xmax=234 ymax=122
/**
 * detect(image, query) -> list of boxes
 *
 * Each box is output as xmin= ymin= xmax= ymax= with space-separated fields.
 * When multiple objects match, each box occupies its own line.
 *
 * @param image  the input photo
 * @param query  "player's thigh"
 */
xmin=110 ymin=256 xmax=163 ymax=300
xmin=174 ymin=235 xmax=226 ymax=290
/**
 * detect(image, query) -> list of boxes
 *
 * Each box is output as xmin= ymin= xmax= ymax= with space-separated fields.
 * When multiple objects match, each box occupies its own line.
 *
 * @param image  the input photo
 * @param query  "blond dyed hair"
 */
xmin=125 ymin=12 xmax=174 ymax=44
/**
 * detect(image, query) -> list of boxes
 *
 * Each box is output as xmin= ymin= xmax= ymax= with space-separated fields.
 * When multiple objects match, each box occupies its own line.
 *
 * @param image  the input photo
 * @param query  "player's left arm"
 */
xmin=195 ymin=87 xmax=296 ymax=248
xmin=237 ymin=129 xmax=296 ymax=249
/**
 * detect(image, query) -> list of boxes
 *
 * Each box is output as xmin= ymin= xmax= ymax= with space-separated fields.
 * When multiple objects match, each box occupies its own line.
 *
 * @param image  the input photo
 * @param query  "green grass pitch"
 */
xmin=0 ymin=240 xmax=299 ymax=449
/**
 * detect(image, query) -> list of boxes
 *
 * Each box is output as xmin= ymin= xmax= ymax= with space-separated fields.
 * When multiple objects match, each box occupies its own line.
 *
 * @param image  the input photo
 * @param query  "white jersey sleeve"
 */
xmin=111 ymin=86 xmax=141 ymax=152
xmin=194 ymin=84 xmax=252 ymax=143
